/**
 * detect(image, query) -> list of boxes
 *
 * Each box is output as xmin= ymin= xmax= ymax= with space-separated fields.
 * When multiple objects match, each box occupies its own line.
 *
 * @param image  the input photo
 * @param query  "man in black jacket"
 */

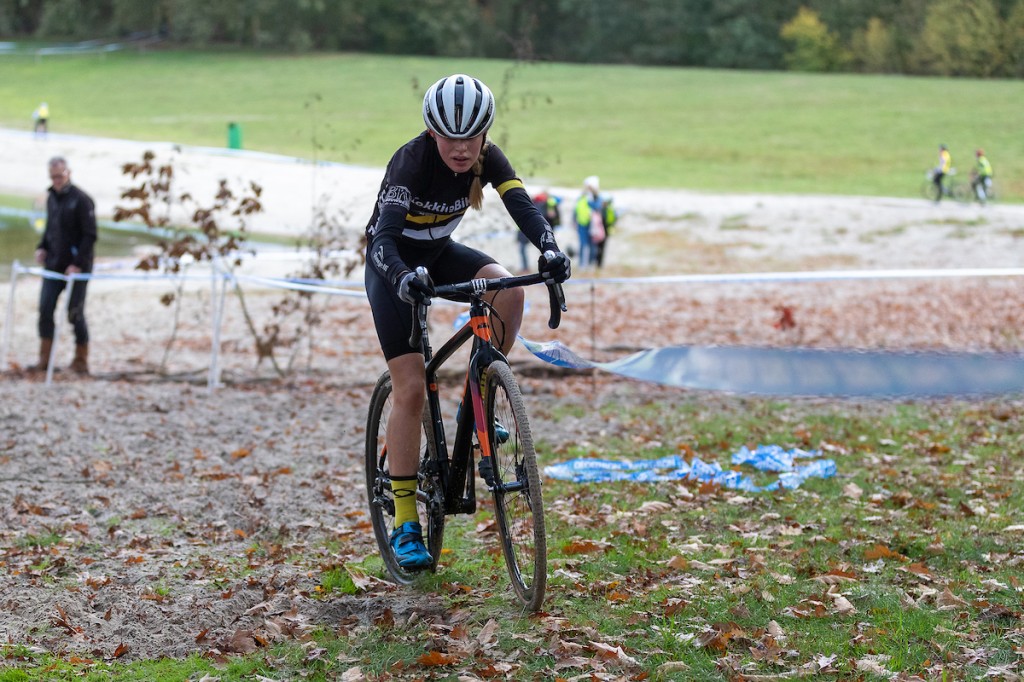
xmin=30 ymin=157 xmax=97 ymax=375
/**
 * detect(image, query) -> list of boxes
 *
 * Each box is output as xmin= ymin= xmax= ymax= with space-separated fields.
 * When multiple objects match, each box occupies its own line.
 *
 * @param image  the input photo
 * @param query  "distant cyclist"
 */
xmin=932 ymin=144 xmax=952 ymax=203
xmin=971 ymin=149 xmax=993 ymax=203
xmin=363 ymin=74 xmax=571 ymax=569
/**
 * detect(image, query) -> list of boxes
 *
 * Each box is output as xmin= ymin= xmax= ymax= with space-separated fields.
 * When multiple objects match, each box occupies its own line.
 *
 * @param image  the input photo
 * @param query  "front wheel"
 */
xmin=482 ymin=361 xmax=546 ymax=611
xmin=365 ymin=372 xmax=445 ymax=583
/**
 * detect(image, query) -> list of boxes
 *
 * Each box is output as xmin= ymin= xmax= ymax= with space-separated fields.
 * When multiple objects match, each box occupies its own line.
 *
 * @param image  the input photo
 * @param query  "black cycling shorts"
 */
xmin=365 ymin=238 xmax=496 ymax=360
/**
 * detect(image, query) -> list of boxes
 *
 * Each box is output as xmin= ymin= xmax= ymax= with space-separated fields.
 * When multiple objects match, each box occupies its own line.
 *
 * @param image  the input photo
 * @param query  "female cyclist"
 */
xmin=363 ymin=74 xmax=571 ymax=569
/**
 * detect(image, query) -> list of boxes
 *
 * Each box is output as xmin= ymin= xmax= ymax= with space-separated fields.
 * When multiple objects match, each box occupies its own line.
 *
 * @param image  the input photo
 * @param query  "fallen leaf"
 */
xmin=418 ymin=650 xmax=459 ymax=666
xmin=830 ymin=593 xmax=857 ymax=616
xmin=340 ymin=668 xmax=365 ymax=682
xmin=637 ymin=500 xmax=672 ymax=513
xmin=589 ymin=641 xmax=639 ymax=666
xmin=863 ymin=544 xmax=906 ymax=562
xmin=562 ymin=538 xmax=610 ymax=555
xmin=855 ymin=654 xmax=892 ymax=676
xmin=225 ymin=629 xmax=258 ymax=654
xmin=936 ymin=587 xmax=968 ymax=611
xmin=666 ymin=555 xmax=689 ymax=570
xmin=477 ymin=619 xmax=499 ymax=647
xmin=901 ymin=563 xmax=934 ymax=580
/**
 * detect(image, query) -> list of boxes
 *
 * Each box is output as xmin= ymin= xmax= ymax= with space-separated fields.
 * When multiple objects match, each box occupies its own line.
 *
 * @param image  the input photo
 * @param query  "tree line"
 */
xmin=2 ymin=0 xmax=1022 ymax=78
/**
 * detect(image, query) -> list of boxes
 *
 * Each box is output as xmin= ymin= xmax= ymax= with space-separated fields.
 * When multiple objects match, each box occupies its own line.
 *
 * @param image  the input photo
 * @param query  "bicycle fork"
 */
xmin=466 ymin=306 xmax=501 ymax=490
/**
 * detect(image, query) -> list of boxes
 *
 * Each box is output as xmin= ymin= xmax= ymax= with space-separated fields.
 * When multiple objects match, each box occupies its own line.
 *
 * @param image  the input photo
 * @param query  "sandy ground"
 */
xmin=1 ymin=128 xmax=1024 ymax=663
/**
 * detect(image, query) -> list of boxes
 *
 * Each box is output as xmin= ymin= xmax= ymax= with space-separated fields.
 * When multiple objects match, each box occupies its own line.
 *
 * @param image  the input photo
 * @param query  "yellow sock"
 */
xmin=392 ymin=476 xmax=419 ymax=527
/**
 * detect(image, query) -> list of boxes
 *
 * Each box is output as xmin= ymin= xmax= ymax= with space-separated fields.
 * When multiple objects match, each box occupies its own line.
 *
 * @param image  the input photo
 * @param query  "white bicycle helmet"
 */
xmin=422 ymin=74 xmax=495 ymax=139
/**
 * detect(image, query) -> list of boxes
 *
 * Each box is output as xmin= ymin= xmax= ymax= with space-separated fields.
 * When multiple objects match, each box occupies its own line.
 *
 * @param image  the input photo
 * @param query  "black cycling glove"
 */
xmin=396 ymin=270 xmax=434 ymax=305
xmin=539 ymin=251 xmax=571 ymax=284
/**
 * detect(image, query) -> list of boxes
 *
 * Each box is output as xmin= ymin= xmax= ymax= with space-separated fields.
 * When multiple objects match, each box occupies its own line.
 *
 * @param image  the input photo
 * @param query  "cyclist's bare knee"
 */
xmin=475 ymin=264 xmax=524 ymax=350
xmin=388 ymin=353 xmax=426 ymax=406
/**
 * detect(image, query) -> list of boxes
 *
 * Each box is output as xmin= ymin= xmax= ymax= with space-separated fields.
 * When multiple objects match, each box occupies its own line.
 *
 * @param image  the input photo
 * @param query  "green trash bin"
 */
xmin=227 ymin=122 xmax=242 ymax=150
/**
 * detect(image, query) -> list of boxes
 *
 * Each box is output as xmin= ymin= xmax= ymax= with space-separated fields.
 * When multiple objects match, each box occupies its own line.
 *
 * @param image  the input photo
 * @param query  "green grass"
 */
xmin=0 ymin=49 xmax=1021 ymax=199
xmin=0 ymin=194 xmax=34 ymax=210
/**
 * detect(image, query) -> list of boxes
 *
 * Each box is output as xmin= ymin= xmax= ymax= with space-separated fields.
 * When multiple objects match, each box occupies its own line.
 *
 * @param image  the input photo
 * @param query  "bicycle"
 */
xmin=921 ymin=167 xmax=964 ymax=202
xmin=964 ymin=171 xmax=997 ymax=205
xmin=365 ymin=254 xmax=567 ymax=611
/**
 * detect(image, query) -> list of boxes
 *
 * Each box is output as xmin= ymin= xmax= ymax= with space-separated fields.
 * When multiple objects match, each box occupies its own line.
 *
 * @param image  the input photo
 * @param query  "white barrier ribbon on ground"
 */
xmin=519 ymin=338 xmax=1024 ymax=397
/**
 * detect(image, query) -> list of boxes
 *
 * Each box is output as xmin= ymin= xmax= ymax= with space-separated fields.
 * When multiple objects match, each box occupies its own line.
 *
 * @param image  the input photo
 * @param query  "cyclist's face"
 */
xmin=431 ymin=132 xmax=484 ymax=174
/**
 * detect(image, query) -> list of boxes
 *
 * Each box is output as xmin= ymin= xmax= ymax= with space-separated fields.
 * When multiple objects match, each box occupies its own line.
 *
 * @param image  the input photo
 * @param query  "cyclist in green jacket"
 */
xmin=972 ymin=149 xmax=993 ymax=203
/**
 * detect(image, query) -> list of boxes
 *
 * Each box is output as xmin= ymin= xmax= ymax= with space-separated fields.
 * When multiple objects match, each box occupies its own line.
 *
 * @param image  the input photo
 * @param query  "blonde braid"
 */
xmin=469 ymin=138 xmax=491 ymax=210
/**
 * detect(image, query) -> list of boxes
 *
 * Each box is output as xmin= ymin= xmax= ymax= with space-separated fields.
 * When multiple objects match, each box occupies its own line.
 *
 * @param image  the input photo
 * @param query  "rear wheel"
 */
xmin=365 ymin=372 xmax=444 ymax=583
xmin=979 ymin=179 xmax=996 ymax=203
xmin=482 ymin=361 xmax=546 ymax=611
xmin=920 ymin=179 xmax=941 ymax=202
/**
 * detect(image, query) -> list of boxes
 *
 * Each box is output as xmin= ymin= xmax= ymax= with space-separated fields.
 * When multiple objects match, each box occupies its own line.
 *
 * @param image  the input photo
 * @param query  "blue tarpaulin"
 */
xmin=519 ymin=338 xmax=1024 ymax=398
xmin=543 ymin=445 xmax=837 ymax=492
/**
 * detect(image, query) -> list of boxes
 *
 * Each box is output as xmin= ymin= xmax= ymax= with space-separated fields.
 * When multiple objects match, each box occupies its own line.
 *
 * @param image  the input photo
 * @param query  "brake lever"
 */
xmin=546 ymin=281 xmax=565 ymax=329
xmin=407 ymin=266 xmax=433 ymax=349
xmin=540 ymin=251 xmax=568 ymax=329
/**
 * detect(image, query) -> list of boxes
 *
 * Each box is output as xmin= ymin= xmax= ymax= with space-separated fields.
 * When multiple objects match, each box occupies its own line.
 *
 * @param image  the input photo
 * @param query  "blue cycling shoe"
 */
xmin=493 ymin=421 xmax=510 ymax=444
xmin=389 ymin=521 xmax=432 ymax=570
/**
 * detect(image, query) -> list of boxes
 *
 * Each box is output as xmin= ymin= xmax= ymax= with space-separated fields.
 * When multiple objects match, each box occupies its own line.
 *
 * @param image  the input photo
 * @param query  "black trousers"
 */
xmin=38 ymin=276 xmax=89 ymax=344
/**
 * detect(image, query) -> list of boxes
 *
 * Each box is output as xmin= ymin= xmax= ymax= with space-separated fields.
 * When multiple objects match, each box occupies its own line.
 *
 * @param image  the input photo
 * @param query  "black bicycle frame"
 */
xmin=418 ymin=296 xmax=503 ymax=516
xmin=410 ymin=266 xmax=565 ymax=516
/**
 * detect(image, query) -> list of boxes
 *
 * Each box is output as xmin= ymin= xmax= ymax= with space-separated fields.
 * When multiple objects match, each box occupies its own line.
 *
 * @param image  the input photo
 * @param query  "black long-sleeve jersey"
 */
xmin=38 ymin=183 xmax=97 ymax=273
xmin=365 ymin=132 xmax=557 ymax=287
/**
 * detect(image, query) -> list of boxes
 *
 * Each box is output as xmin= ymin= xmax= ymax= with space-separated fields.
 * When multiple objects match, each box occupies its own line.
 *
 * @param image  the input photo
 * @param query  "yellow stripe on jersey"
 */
xmin=495 ymin=179 xmax=524 ymax=197
xmin=405 ymin=210 xmax=466 ymax=224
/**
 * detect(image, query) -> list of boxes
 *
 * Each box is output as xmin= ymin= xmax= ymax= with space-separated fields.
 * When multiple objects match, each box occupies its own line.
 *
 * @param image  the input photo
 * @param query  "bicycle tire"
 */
xmin=482 ymin=361 xmax=547 ymax=611
xmin=952 ymin=181 xmax=973 ymax=203
xmin=365 ymin=372 xmax=445 ymax=584
xmin=920 ymin=180 xmax=940 ymax=202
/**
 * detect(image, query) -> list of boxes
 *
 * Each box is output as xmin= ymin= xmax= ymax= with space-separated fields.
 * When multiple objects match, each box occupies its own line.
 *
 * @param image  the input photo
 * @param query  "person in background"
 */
xmin=521 ymin=191 xmax=561 ymax=271
xmin=29 ymin=157 xmax=97 ymax=375
xmin=33 ymin=102 xmax=49 ymax=136
xmin=573 ymin=176 xmax=603 ymax=267
xmin=363 ymin=74 xmax=571 ymax=569
xmin=593 ymin=194 xmax=618 ymax=269
xmin=972 ymin=148 xmax=993 ymax=203
xmin=932 ymin=144 xmax=952 ymax=203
